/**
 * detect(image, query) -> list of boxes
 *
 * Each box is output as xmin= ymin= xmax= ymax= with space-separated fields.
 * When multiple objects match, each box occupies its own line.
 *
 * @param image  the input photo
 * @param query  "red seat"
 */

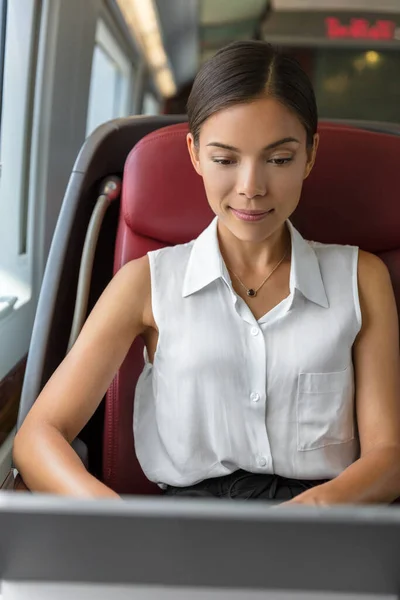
xmin=102 ymin=121 xmax=400 ymax=495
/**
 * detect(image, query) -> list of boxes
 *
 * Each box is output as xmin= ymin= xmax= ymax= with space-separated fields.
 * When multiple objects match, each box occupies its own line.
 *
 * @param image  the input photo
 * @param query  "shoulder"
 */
xmin=114 ymin=255 xmax=151 ymax=287
xmin=108 ymin=257 xmax=152 ymax=316
xmin=118 ymin=240 xmax=195 ymax=289
xmin=308 ymin=240 xmax=357 ymax=255
xmin=357 ymin=249 xmax=390 ymax=280
xmin=356 ymin=250 xmax=396 ymax=327
xmin=309 ymin=242 xmax=389 ymax=282
xmin=357 ymin=250 xmax=392 ymax=295
xmin=310 ymin=245 xmax=393 ymax=304
xmin=308 ymin=240 xmax=359 ymax=272
xmin=149 ymin=240 xmax=194 ymax=260
xmin=148 ymin=240 xmax=195 ymax=274
xmin=112 ymin=257 xmax=155 ymax=330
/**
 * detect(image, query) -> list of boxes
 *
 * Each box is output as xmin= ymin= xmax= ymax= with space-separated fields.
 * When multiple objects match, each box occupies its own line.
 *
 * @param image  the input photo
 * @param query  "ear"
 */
xmin=304 ymin=133 xmax=319 ymax=180
xmin=186 ymin=133 xmax=203 ymax=176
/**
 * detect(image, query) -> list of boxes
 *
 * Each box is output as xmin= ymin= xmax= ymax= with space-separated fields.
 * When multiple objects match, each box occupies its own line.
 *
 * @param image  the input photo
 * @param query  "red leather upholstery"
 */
xmin=103 ymin=123 xmax=211 ymax=494
xmin=103 ymin=121 xmax=400 ymax=494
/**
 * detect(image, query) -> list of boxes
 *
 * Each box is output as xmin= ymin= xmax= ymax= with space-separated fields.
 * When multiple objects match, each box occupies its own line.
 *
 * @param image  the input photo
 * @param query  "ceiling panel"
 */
xmin=154 ymin=0 xmax=199 ymax=88
xmin=200 ymin=0 xmax=268 ymax=25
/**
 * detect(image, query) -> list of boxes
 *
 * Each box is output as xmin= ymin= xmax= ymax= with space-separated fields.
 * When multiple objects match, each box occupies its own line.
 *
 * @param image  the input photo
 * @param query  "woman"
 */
xmin=13 ymin=41 xmax=400 ymax=504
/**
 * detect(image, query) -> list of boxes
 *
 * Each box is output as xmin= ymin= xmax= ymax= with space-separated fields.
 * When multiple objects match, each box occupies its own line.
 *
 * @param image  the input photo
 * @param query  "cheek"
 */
xmin=270 ymin=162 xmax=307 ymax=196
xmin=200 ymin=163 xmax=235 ymax=196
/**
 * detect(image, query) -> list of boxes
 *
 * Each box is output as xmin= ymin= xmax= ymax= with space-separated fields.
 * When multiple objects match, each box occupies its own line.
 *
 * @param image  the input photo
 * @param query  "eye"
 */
xmin=212 ymin=158 xmax=236 ymax=166
xmin=268 ymin=157 xmax=293 ymax=166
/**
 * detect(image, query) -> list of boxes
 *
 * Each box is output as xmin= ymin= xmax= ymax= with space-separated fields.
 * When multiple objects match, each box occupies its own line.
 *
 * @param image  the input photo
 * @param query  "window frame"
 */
xmin=0 ymin=0 xmax=142 ymax=476
xmin=86 ymin=19 xmax=134 ymax=136
xmin=142 ymin=90 xmax=160 ymax=115
xmin=0 ymin=0 xmax=40 ymax=380
xmin=0 ymin=0 xmax=7 ymax=149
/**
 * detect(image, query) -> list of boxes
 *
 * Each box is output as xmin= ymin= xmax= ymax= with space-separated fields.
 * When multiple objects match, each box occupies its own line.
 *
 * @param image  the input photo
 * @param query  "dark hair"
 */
xmin=187 ymin=41 xmax=317 ymax=147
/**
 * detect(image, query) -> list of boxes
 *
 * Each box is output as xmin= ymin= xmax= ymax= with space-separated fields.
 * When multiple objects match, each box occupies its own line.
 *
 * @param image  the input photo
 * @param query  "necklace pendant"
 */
xmin=247 ymin=289 xmax=257 ymax=297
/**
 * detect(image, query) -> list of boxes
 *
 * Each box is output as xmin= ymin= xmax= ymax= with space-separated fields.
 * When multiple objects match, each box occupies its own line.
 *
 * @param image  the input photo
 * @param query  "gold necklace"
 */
xmin=228 ymin=246 xmax=289 ymax=298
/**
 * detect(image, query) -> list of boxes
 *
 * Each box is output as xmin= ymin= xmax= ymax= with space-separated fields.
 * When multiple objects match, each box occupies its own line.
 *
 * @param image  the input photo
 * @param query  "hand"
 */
xmin=280 ymin=483 xmax=334 ymax=506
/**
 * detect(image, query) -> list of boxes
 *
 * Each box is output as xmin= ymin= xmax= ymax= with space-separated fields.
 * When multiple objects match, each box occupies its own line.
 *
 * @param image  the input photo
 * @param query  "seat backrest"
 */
xmin=103 ymin=121 xmax=400 ymax=494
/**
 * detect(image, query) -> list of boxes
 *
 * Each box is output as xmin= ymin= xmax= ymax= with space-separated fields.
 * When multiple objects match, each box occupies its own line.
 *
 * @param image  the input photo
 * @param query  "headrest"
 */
xmin=122 ymin=123 xmax=212 ymax=245
xmin=297 ymin=124 xmax=400 ymax=252
xmin=122 ymin=121 xmax=400 ymax=252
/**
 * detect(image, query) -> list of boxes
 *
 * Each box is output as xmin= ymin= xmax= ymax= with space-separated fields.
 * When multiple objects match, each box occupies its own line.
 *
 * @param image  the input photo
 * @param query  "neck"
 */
xmin=217 ymin=219 xmax=291 ymax=274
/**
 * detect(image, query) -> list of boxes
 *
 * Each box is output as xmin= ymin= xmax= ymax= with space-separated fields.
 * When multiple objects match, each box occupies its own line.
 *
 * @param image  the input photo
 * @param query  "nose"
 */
xmin=236 ymin=162 xmax=266 ymax=199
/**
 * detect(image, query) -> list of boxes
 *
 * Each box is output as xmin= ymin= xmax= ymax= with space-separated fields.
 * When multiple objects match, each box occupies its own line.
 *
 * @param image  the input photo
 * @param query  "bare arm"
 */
xmin=13 ymin=257 xmax=152 ymax=498
xmin=287 ymin=251 xmax=400 ymax=505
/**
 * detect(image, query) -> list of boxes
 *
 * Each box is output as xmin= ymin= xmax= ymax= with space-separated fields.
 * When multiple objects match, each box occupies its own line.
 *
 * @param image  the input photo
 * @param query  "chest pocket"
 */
xmin=297 ymin=367 xmax=355 ymax=451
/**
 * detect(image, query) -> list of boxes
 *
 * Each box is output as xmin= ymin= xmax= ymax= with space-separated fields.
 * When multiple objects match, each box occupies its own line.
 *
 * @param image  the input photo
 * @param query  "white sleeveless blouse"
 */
xmin=134 ymin=218 xmax=361 ymax=487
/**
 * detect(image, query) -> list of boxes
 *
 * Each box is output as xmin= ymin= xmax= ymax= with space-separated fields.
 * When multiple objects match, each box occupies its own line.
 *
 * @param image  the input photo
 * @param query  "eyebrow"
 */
xmin=206 ymin=137 xmax=300 ymax=152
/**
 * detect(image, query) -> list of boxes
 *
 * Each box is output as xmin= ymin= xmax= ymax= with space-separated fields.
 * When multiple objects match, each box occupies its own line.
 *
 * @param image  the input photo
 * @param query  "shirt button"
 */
xmin=250 ymin=392 xmax=260 ymax=402
xmin=251 ymin=327 xmax=259 ymax=336
xmin=258 ymin=456 xmax=267 ymax=467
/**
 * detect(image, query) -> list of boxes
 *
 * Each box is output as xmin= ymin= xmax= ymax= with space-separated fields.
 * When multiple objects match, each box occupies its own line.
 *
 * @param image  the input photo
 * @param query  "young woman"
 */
xmin=13 ymin=41 xmax=400 ymax=504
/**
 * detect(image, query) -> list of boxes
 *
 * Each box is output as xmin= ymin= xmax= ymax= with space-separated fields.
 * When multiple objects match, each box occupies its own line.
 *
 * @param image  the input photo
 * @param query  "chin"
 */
xmin=226 ymin=220 xmax=277 ymax=244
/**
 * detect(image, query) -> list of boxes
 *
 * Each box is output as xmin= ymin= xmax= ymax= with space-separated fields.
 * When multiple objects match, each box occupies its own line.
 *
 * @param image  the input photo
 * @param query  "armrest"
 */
xmin=1 ymin=470 xmax=29 ymax=492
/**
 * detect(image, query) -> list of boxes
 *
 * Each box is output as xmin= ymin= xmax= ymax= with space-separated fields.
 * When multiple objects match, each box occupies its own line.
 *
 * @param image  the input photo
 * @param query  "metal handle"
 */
xmin=67 ymin=177 xmax=121 ymax=351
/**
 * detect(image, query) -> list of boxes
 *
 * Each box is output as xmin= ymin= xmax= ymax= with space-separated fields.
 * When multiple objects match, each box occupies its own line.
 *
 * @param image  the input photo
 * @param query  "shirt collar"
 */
xmin=286 ymin=221 xmax=329 ymax=309
xmin=182 ymin=218 xmax=226 ymax=297
xmin=182 ymin=216 xmax=329 ymax=309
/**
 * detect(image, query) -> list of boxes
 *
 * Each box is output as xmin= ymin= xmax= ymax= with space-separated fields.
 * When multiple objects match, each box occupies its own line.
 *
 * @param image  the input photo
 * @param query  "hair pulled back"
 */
xmin=187 ymin=41 xmax=317 ymax=147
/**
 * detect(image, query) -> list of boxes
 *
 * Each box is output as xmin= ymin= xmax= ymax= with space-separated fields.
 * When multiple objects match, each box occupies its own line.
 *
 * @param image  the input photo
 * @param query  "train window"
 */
xmin=142 ymin=91 xmax=160 ymax=115
xmin=0 ymin=0 xmax=39 ymax=368
xmin=0 ymin=0 xmax=6 ymax=166
xmin=86 ymin=20 xmax=133 ymax=136
xmin=0 ymin=0 xmax=39 ymax=471
xmin=314 ymin=48 xmax=400 ymax=123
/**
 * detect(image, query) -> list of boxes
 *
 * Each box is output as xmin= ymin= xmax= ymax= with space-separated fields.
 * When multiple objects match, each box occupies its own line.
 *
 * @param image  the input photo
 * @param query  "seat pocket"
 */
xmin=297 ymin=367 xmax=355 ymax=452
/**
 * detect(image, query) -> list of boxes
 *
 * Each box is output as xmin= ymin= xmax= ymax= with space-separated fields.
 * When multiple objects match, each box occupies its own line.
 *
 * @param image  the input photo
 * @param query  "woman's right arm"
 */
xmin=13 ymin=256 xmax=152 ymax=498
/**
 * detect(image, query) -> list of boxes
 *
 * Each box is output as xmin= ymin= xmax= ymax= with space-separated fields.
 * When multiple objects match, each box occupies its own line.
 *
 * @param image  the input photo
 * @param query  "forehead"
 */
xmin=199 ymin=97 xmax=307 ymax=148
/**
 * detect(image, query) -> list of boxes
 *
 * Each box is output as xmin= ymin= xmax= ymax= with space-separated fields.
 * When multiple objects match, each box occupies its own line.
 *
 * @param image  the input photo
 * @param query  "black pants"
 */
xmin=164 ymin=470 xmax=329 ymax=502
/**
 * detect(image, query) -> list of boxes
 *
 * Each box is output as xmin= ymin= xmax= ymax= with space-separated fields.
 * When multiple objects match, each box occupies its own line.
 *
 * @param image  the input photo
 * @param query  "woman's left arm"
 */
xmin=287 ymin=250 xmax=400 ymax=506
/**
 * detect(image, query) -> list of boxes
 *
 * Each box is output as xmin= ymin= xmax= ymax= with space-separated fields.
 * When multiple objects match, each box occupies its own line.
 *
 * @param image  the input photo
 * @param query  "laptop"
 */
xmin=0 ymin=493 xmax=399 ymax=599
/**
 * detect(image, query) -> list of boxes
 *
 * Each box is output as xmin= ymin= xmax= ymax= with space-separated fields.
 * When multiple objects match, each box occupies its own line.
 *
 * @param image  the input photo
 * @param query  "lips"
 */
xmin=230 ymin=207 xmax=273 ymax=222
xmin=233 ymin=209 xmax=268 ymax=215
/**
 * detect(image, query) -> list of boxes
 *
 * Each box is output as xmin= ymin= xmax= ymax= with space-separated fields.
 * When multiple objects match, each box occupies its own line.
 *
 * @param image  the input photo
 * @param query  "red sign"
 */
xmin=325 ymin=17 xmax=396 ymax=40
